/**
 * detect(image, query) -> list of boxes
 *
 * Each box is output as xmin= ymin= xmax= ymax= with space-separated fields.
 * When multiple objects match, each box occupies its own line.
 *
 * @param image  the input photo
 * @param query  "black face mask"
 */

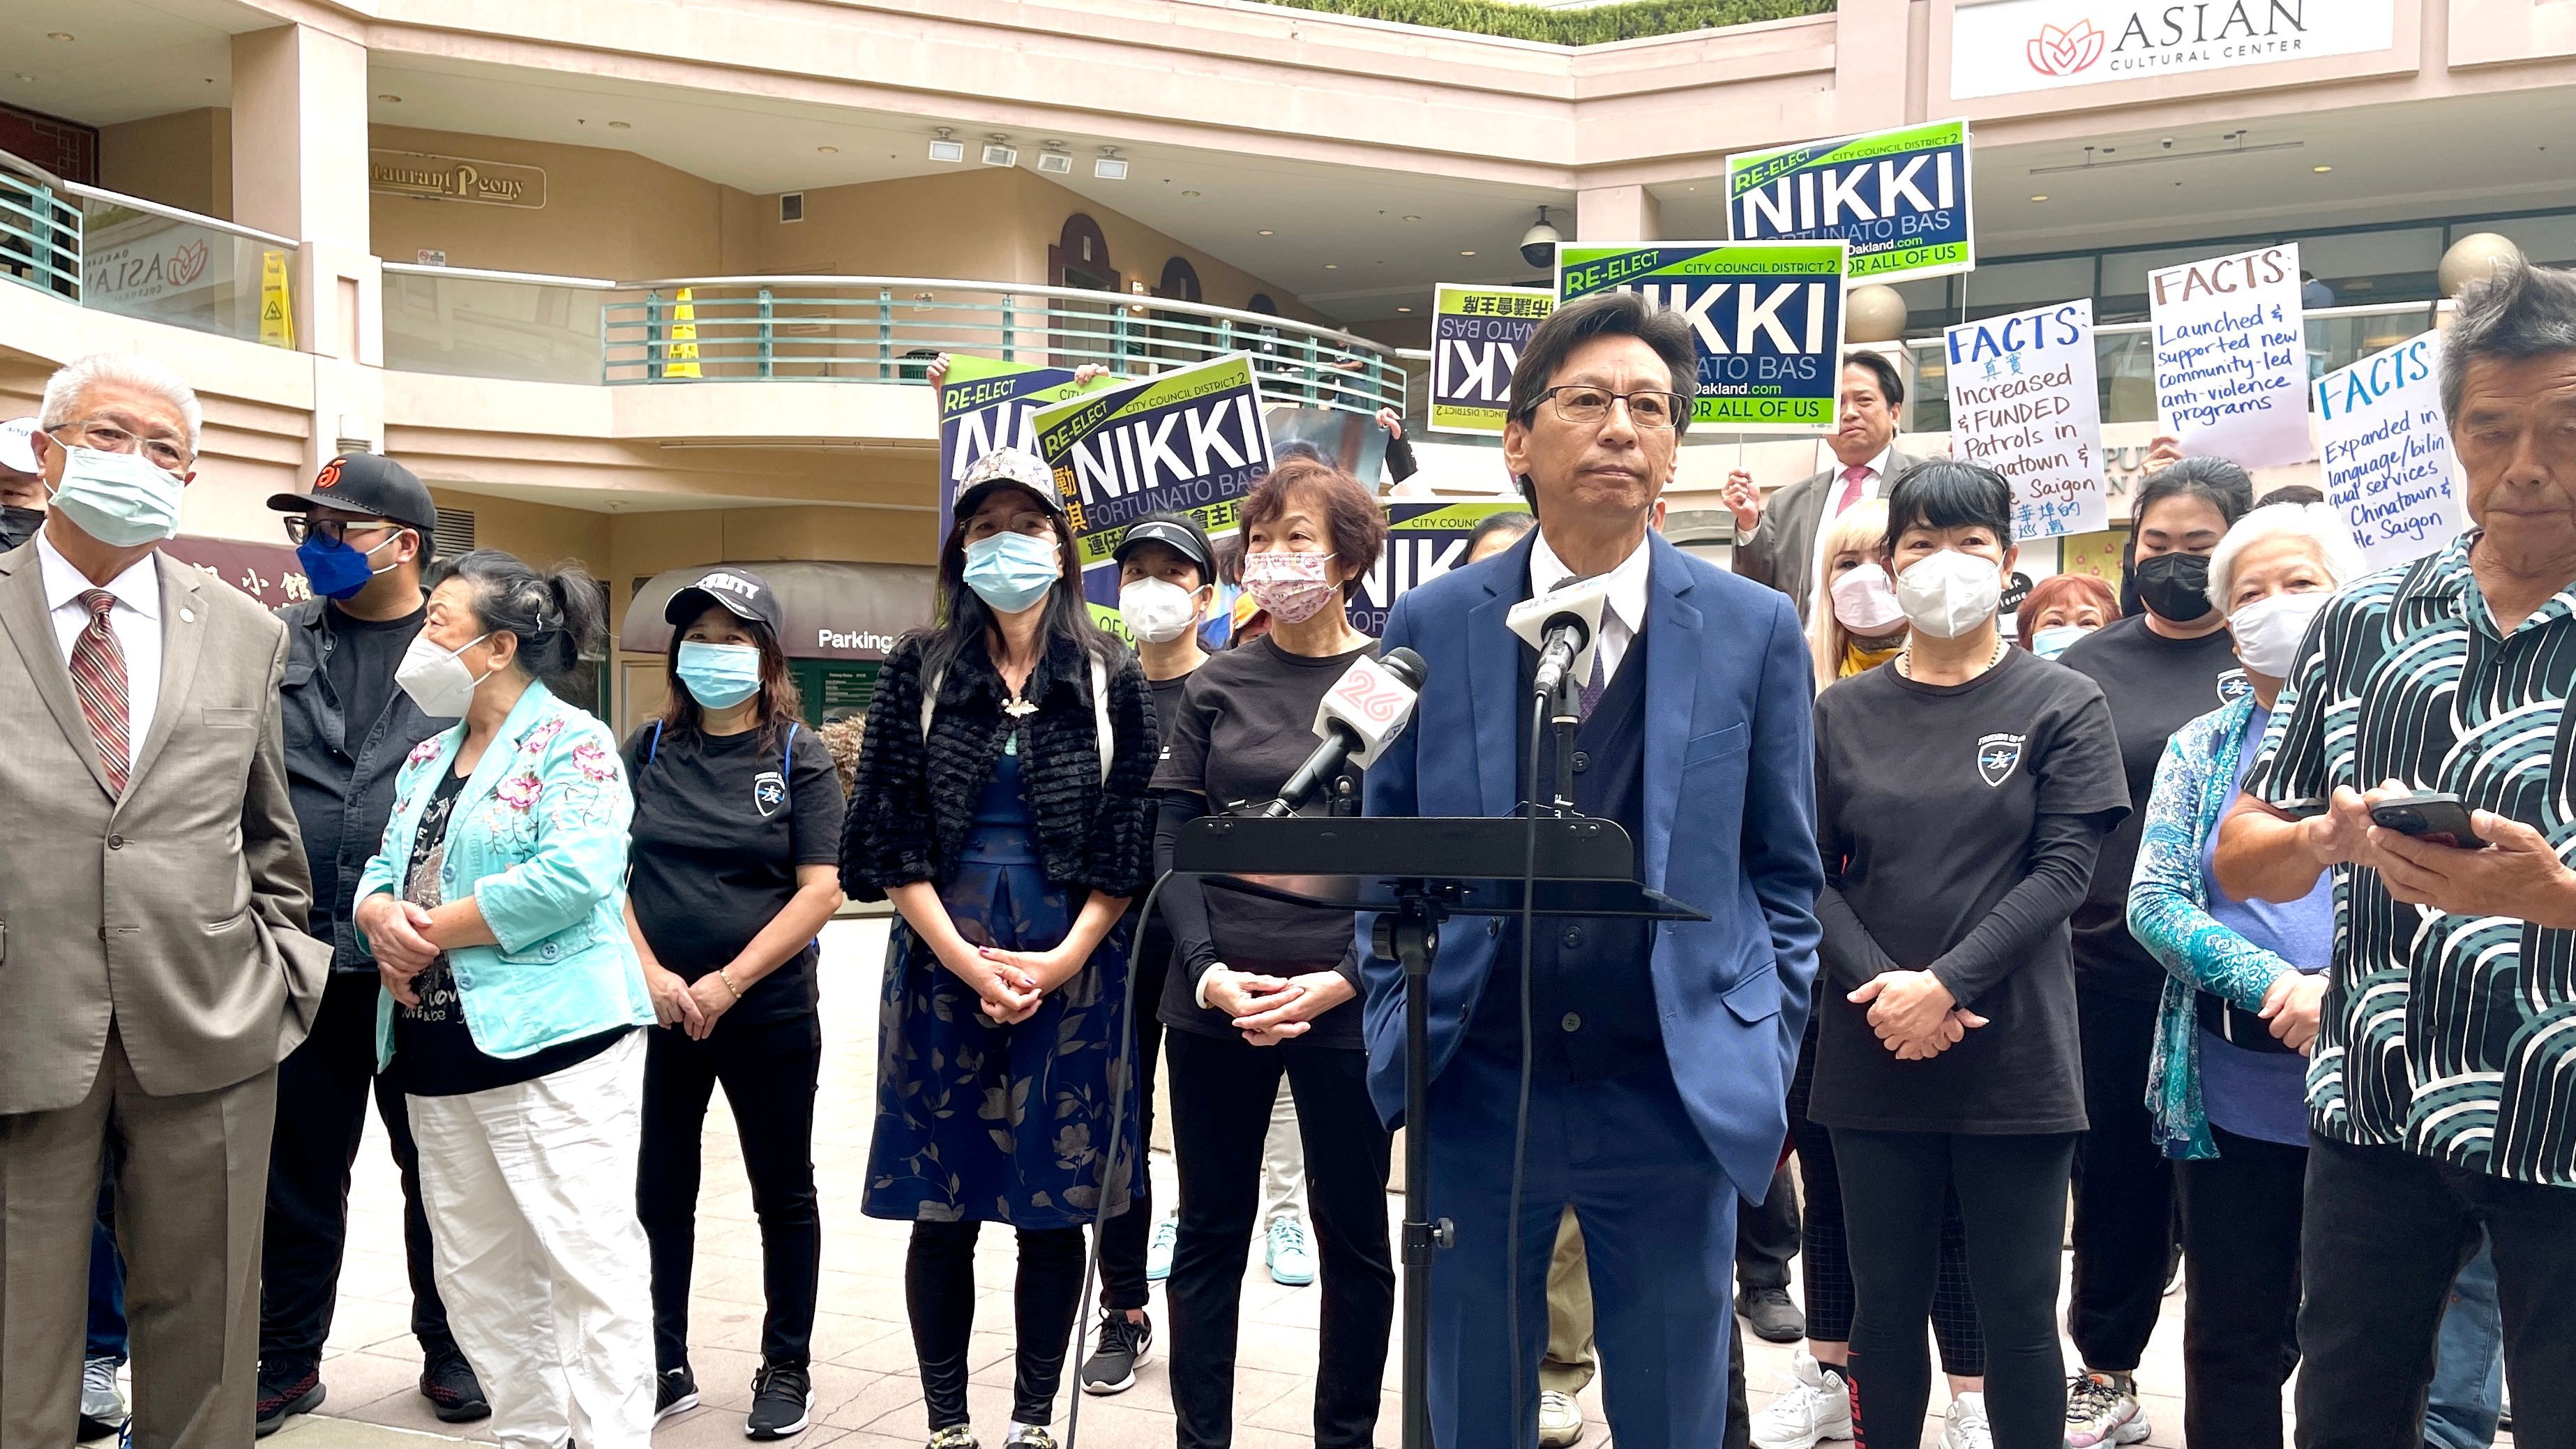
xmin=0 ymin=505 xmax=40 ymax=553
xmin=2132 ymin=551 xmax=2215 ymax=624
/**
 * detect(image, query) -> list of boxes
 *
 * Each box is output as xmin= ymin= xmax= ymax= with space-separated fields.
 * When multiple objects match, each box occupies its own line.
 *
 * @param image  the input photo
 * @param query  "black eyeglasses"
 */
xmin=1530 ymin=386 xmax=1688 ymax=430
xmin=283 ymin=516 xmax=404 ymax=546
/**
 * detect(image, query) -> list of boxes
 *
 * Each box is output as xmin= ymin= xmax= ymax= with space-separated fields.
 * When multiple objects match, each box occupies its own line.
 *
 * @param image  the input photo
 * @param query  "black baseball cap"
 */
xmin=664 ymin=566 xmax=785 ymax=635
xmin=267 ymin=453 xmax=438 ymax=536
xmin=1113 ymin=515 xmax=1214 ymax=578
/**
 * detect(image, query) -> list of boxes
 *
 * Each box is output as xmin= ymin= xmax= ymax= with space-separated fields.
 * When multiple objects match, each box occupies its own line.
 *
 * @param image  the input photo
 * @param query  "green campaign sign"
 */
xmin=1429 ymin=285 xmax=1554 ymax=435
xmin=1726 ymin=119 xmax=1975 ymax=283
xmin=1556 ymin=241 xmax=1848 ymax=431
xmin=936 ymin=355 xmax=1120 ymax=543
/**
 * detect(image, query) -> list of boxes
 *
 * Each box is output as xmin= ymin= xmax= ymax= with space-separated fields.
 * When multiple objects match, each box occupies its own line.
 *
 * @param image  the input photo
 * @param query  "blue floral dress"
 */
xmin=864 ymin=742 xmax=1140 ymax=1229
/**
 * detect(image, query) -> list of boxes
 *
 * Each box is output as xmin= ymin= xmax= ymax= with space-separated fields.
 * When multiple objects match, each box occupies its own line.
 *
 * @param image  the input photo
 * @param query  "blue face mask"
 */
xmin=296 ymin=529 xmax=402 ymax=600
xmin=675 ymin=640 xmax=763 ymax=710
xmin=2028 ymin=624 xmax=2090 ymax=660
xmin=963 ymin=531 xmax=1060 ymax=615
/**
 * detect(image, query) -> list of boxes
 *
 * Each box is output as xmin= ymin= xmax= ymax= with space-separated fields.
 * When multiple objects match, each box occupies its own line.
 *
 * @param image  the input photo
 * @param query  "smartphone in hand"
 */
xmin=2369 ymin=791 xmax=2489 ymax=850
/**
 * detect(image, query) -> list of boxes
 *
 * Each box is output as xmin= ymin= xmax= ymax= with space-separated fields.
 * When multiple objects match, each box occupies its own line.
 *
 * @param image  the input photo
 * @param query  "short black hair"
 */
xmin=2134 ymin=456 xmax=2254 ymax=534
xmin=1881 ymin=458 xmax=2014 ymax=551
xmin=1843 ymin=350 xmax=1905 ymax=409
xmin=1467 ymin=510 xmax=1535 ymax=557
xmin=2257 ymin=482 xmax=2327 ymax=506
xmin=2442 ymin=256 xmax=2576 ymax=425
xmin=1506 ymin=291 xmax=1698 ymax=439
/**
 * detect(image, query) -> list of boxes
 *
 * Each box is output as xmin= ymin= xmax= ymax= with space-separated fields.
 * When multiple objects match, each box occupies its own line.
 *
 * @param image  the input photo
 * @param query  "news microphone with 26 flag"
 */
xmin=1262 ymin=647 xmax=1429 ymax=818
xmin=1505 ymin=576 xmax=1608 ymax=700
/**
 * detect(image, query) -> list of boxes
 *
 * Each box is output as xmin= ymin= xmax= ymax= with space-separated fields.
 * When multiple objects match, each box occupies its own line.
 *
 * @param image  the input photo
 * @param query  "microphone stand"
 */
xmin=1549 ymin=666 xmax=1581 ymax=813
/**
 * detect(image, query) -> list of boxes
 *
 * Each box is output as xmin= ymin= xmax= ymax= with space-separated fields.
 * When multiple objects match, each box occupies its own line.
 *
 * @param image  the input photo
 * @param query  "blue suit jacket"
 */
xmin=1359 ymin=530 xmax=1823 ymax=1203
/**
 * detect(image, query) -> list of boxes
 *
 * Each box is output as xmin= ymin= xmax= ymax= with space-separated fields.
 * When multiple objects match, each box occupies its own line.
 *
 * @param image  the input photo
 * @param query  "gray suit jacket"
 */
xmin=0 ymin=541 xmax=328 ymax=1115
xmin=1731 ymin=449 xmax=1932 ymax=622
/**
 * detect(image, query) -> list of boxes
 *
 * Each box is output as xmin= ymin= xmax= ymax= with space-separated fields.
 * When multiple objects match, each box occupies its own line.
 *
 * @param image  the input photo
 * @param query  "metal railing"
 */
xmin=383 ymin=262 xmax=619 ymax=384
xmin=1 ymin=150 xmax=82 ymax=301
xmin=66 ymin=183 xmax=297 ymax=344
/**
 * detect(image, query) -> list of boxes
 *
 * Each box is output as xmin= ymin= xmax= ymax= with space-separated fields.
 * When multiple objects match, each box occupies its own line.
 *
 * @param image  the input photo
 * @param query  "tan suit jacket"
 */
xmin=1730 ymin=448 xmax=1933 ymax=622
xmin=0 ymin=541 xmax=328 ymax=1115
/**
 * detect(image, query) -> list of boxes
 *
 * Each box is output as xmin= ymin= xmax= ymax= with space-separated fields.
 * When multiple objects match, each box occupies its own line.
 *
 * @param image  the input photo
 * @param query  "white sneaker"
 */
xmin=2063 ymin=1372 xmax=2151 ymax=1446
xmin=1265 ymin=1215 xmax=1316 ymax=1286
xmin=1145 ymin=1215 xmax=1177 ymax=1282
xmin=1538 ymin=1388 xmax=1585 ymax=1449
xmin=1942 ymin=1391 xmax=1994 ymax=1449
xmin=77 ymin=1356 xmax=125 ymax=1442
xmin=1751 ymin=1349 xmax=1853 ymax=1449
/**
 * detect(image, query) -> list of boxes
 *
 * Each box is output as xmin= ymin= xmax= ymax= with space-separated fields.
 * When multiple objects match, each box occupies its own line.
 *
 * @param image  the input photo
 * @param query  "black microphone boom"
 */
xmin=1262 ymin=647 xmax=1428 ymax=818
xmin=1530 ymin=613 xmax=1594 ymax=700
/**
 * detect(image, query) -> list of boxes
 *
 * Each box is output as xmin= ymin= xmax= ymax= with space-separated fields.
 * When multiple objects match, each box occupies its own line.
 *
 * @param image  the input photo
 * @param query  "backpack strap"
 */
xmin=645 ymin=719 xmax=664 ymax=772
xmin=922 ymin=657 xmax=1114 ymax=786
xmin=782 ymin=720 xmax=799 ymax=778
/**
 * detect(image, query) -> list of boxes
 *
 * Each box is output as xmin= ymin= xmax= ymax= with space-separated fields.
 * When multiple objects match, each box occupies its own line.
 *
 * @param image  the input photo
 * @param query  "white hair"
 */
xmin=2206 ymin=502 xmax=2369 ymax=611
xmin=38 ymin=354 xmax=202 ymax=455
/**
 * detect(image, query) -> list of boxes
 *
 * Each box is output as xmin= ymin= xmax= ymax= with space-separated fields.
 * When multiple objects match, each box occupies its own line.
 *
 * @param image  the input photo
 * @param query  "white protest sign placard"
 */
xmin=2314 ymin=329 xmax=2464 ymax=571
xmin=2149 ymin=243 xmax=2311 ymax=470
xmin=1943 ymin=299 xmax=2109 ymax=540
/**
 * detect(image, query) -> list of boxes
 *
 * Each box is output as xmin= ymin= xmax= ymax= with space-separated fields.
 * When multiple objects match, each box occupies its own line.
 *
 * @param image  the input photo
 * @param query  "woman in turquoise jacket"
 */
xmin=2124 ymin=502 xmax=2360 ymax=1448
xmin=353 ymin=549 xmax=657 ymax=1449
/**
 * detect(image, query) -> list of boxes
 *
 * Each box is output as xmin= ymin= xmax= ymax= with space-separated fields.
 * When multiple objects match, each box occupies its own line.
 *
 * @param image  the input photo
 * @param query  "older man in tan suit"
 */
xmin=0 ymin=354 xmax=327 ymax=1447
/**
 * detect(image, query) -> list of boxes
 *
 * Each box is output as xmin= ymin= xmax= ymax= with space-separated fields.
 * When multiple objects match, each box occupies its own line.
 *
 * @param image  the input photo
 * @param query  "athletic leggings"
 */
xmin=1830 ymin=1128 xmax=2079 ymax=1449
xmin=905 ymin=1220 xmax=1087 ymax=1430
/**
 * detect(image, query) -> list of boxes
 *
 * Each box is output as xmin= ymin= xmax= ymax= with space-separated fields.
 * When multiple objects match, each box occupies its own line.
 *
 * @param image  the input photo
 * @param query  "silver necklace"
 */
xmin=1897 ymin=635 xmax=2007 ymax=680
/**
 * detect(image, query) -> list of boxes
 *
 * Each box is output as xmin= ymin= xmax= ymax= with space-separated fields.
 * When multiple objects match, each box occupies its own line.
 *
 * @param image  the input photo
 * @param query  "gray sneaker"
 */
xmin=77 ymin=1356 xmax=124 ymax=1442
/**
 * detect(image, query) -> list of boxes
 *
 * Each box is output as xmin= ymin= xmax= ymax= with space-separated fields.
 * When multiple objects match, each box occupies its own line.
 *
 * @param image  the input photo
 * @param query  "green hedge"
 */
xmin=1254 ymin=0 xmax=1834 ymax=45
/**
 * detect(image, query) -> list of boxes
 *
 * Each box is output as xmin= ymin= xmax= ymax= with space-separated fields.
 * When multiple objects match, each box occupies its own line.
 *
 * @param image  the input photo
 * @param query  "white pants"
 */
xmin=1260 ymin=1076 xmax=1306 ymax=1224
xmin=407 ymin=1030 xmax=656 ymax=1449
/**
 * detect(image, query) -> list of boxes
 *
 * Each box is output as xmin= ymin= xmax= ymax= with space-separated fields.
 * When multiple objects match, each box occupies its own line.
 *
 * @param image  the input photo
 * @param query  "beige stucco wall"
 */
xmin=368 ymin=124 xmax=756 ymax=279
xmin=98 ymin=108 xmax=235 ymax=220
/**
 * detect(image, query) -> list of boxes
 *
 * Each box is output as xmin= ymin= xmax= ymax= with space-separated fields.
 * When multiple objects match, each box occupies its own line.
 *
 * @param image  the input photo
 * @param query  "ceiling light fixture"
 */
xmin=928 ymin=127 xmax=965 ymax=163
xmin=1461 ymin=250 xmax=1477 ymax=257
xmin=981 ymin=135 xmax=1018 ymax=167
xmin=1396 ymin=306 xmax=1412 ymax=313
xmin=45 ymin=32 xmax=73 ymax=42
xmin=2313 ymin=164 xmax=2333 ymax=173
xmin=607 ymin=120 xmax=631 ymax=129
xmin=1401 ymin=214 xmax=1421 ymax=222
xmin=2030 ymin=193 xmax=2049 ymax=202
xmin=2035 ymin=137 xmax=2304 ymax=174
xmin=1094 ymin=147 xmax=1128 ymax=181
xmin=1258 ymin=229 xmax=1274 ymax=236
xmin=1037 ymin=142 xmax=1072 ymax=174
xmin=1324 ymin=263 xmax=1339 ymax=270
xmin=817 ymin=144 xmax=838 ymax=154
xmin=377 ymin=93 xmax=401 ymax=103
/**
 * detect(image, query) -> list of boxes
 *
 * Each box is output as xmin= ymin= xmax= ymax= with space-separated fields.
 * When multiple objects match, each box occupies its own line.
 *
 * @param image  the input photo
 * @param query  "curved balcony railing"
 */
xmin=1 ymin=150 xmax=82 ymax=301
xmin=3 ymin=156 xmax=301 ymax=345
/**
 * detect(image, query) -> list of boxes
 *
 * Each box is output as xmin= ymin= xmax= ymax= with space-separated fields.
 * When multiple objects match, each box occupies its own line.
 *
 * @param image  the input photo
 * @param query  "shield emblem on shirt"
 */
xmin=2217 ymin=669 xmax=2253 ymax=705
xmin=1975 ymin=733 xmax=2025 ymax=788
xmin=753 ymin=770 xmax=788 ymax=818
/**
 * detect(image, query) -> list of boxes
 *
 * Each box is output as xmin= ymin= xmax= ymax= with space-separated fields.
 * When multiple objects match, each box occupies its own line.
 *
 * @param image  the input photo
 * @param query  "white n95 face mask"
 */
xmin=1118 ymin=577 xmax=1201 ymax=644
xmin=395 ymin=632 xmax=492 ymax=719
xmin=2229 ymin=590 xmax=2330 ymax=677
xmin=1895 ymin=550 xmax=2004 ymax=640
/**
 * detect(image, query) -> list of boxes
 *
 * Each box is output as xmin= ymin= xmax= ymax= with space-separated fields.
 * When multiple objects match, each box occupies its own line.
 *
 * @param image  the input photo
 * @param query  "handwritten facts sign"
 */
xmin=1031 ymin=352 xmax=1272 ymax=608
xmin=2149 ymin=243 xmax=2311 ymax=470
xmin=1726 ymin=119 xmax=1975 ymax=284
xmin=1556 ymin=242 xmax=1848 ymax=430
xmin=1944 ymin=300 xmax=2109 ymax=541
xmin=937 ymin=356 xmax=1122 ymax=544
xmin=1350 ymin=502 xmax=1530 ymax=636
xmin=1430 ymin=285 xmax=1554 ymax=435
xmin=2314 ymin=330 xmax=2463 ymax=570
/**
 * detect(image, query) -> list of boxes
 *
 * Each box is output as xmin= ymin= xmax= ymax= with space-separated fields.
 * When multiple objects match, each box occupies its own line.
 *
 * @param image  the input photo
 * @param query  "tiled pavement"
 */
xmin=261 ymin=917 xmax=2466 ymax=1449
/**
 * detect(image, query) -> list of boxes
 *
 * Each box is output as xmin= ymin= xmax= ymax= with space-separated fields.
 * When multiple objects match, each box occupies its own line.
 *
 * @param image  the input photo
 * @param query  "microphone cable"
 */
xmin=1506 ymin=686 xmax=1549 ymax=1449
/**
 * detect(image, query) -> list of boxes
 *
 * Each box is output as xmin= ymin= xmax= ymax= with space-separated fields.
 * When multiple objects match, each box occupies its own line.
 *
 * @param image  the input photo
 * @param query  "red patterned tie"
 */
xmin=68 ymin=589 xmax=131 ymax=795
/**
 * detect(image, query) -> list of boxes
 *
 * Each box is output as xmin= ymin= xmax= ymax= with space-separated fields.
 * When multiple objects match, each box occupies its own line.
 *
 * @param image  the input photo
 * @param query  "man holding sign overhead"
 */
xmin=1723 ymin=351 xmax=1932 ymax=623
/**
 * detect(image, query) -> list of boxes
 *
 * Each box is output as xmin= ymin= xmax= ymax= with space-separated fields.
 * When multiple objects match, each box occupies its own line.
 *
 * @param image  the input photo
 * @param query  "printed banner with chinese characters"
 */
xmin=1429 ymin=285 xmax=1555 ymax=435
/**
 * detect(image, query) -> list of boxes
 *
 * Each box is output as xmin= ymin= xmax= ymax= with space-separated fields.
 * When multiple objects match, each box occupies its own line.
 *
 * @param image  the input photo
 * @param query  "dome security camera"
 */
xmin=1519 ymin=206 xmax=1562 ymax=269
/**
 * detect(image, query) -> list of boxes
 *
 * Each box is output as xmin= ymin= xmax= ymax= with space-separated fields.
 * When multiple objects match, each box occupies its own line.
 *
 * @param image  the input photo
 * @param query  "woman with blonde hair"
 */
xmin=1804 ymin=497 xmax=1907 ymax=683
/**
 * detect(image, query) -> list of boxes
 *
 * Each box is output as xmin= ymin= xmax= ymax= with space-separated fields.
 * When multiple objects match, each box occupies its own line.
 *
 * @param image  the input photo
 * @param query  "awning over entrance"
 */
xmin=621 ymin=559 xmax=938 ymax=661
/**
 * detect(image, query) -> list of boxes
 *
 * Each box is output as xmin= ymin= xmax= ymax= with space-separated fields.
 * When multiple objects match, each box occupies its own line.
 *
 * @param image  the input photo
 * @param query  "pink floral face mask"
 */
xmin=1242 ymin=548 xmax=1341 ymax=626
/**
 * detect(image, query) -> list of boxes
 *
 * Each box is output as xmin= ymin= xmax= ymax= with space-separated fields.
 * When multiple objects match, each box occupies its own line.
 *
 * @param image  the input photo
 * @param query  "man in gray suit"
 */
xmin=1724 ymin=351 xmax=1931 ymax=622
xmin=0 ymin=354 xmax=329 ymax=1447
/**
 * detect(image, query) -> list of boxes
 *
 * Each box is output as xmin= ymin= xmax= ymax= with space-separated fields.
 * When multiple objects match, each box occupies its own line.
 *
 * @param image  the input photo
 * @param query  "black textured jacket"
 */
xmin=841 ymin=629 xmax=1157 ymax=901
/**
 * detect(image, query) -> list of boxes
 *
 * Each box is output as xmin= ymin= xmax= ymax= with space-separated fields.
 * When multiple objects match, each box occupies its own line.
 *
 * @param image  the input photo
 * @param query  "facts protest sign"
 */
xmin=2314 ymin=329 xmax=2463 ymax=571
xmin=1556 ymin=242 xmax=1848 ymax=430
xmin=1943 ymin=300 xmax=2109 ymax=540
xmin=1726 ymin=120 xmax=1975 ymax=284
xmin=2149 ymin=243 xmax=2311 ymax=469
xmin=1350 ymin=502 xmax=1530 ymax=636
xmin=1032 ymin=353 xmax=1272 ymax=608
xmin=937 ymin=356 xmax=1121 ymax=543
xmin=1430 ymin=285 xmax=1554 ymax=435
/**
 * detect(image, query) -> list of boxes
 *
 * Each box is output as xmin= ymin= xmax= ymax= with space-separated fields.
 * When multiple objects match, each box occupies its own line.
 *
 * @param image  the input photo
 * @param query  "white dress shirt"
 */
xmin=37 ymin=527 xmax=163 ymax=771
xmin=1807 ymin=441 xmax=1896 ymax=585
xmin=1528 ymin=526 xmax=1652 ymax=688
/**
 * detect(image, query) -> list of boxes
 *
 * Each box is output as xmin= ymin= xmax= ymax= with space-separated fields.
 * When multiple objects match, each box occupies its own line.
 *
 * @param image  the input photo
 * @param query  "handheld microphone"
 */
xmin=1505 ymin=576 xmax=1609 ymax=700
xmin=1262 ymin=647 xmax=1428 ymax=818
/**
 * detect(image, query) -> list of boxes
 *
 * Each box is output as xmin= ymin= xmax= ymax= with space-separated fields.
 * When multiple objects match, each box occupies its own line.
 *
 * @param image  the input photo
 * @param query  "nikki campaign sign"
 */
xmin=1430 ymin=285 xmax=1554 ymax=435
xmin=1726 ymin=120 xmax=1975 ymax=284
xmin=1032 ymin=352 xmax=1272 ymax=606
xmin=1556 ymin=241 xmax=1848 ymax=430
xmin=937 ymin=356 xmax=1120 ymax=543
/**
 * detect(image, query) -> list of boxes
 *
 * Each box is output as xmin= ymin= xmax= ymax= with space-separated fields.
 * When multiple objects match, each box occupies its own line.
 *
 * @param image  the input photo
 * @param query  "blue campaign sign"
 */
xmin=1726 ymin=119 xmax=1975 ymax=284
xmin=936 ymin=356 xmax=1118 ymax=543
xmin=1555 ymin=241 xmax=1848 ymax=431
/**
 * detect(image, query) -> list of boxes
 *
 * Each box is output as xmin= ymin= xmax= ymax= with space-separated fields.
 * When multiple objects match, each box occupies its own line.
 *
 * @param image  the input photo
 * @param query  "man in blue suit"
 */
xmin=1362 ymin=291 xmax=1823 ymax=1448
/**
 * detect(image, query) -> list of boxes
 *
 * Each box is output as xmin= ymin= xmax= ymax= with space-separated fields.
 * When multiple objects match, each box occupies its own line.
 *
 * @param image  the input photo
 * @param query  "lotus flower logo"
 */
xmin=2027 ymin=20 xmax=2107 ymax=76
xmin=165 ymin=239 xmax=209 ymax=287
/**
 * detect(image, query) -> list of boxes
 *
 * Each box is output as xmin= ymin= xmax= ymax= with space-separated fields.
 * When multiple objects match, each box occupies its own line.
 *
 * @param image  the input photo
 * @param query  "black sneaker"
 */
xmin=655 ymin=1365 xmax=700 ymax=1425
xmin=1736 ymin=1285 xmax=1807 ymax=1344
xmin=1078 ymin=1309 xmax=1152 ymax=1395
xmin=747 ymin=1362 xmax=815 ymax=1440
xmin=419 ymin=1352 xmax=491 ymax=1423
xmin=253 ymin=1367 xmax=324 ymax=1439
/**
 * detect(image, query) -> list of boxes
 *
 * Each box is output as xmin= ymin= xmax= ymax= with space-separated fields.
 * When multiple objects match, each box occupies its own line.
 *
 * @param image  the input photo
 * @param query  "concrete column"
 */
xmin=1833 ymin=0 xmax=1917 ymax=133
xmin=230 ymin=23 xmax=382 ymax=477
xmin=1576 ymin=184 xmax=1660 ymax=243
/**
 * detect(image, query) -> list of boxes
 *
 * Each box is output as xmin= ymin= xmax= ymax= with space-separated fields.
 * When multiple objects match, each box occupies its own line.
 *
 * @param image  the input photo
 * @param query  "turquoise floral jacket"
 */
xmin=2126 ymin=694 xmax=2308 ymax=1161
xmin=356 ymin=680 xmax=654 ymax=1070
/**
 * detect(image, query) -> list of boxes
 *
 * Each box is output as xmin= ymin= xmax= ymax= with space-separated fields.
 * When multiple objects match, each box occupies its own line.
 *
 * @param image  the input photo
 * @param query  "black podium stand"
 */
xmin=1170 ymin=813 xmax=1706 ymax=1449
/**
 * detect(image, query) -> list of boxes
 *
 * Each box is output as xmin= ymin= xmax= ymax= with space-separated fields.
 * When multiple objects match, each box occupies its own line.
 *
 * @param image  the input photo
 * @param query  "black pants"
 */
xmin=1830 ymin=1128 xmax=2076 ymax=1449
xmin=1734 ymin=1162 xmax=1799 ymax=1293
xmin=260 ymin=971 xmax=457 ymax=1374
xmin=1163 ymin=1029 xmax=1393 ymax=1449
xmin=2295 ymin=1133 xmax=2576 ymax=1449
xmin=2070 ymin=988 xmax=2173 ymax=1374
xmin=1097 ymin=918 xmax=1171 ymax=1313
xmin=2176 ymin=1127 xmax=2304 ymax=1449
xmin=636 ymin=1013 xmax=822 ymax=1372
xmin=906 ymin=1219 xmax=1087 ymax=1430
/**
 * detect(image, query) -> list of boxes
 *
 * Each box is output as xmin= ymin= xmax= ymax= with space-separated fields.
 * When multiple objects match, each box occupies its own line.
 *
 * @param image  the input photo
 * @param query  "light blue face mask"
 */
xmin=48 ymin=445 xmax=185 ymax=548
xmin=2028 ymin=624 xmax=2090 ymax=660
xmin=963 ymin=530 xmax=1060 ymax=615
xmin=675 ymin=640 xmax=762 ymax=710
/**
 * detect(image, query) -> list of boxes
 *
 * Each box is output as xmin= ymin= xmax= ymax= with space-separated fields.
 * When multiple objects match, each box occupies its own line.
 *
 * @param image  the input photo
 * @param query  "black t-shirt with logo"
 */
xmin=622 ymin=721 xmax=848 ymax=1026
xmin=1809 ymin=650 xmax=2128 ymax=1135
xmin=2057 ymin=613 xmax=2247 ymax=1000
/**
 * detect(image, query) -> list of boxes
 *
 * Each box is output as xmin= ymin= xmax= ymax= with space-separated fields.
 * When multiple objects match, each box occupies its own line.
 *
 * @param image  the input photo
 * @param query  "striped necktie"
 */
xmin=68 ymin=589 xmax=132 ymax=795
